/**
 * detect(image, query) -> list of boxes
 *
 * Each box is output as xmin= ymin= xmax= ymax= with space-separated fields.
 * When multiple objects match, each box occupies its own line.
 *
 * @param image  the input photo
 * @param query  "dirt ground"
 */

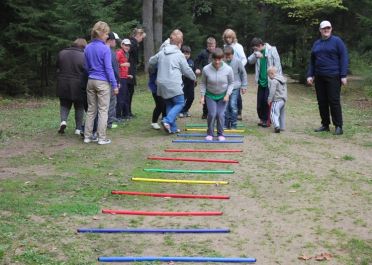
xmin=0 ymin=74 xmax=371 ymax=265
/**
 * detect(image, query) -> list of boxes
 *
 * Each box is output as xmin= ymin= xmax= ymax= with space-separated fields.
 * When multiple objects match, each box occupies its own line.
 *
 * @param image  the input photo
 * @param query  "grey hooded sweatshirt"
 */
xmin=268 ymin=74 xmax=287 ymax=103
xmin=149 ymin=44 xmax=196 ymax=99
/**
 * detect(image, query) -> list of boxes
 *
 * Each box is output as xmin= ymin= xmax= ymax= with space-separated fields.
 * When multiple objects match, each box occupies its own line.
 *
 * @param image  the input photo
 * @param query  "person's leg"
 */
xmin=205 ymin=97 xmax=217 ymax=137
xmin=127 ymin=83 xmax=135 ymax=116
xmin=256 ymin=86 xmax=264 ymax=123
xmin=73 ymin=101 xmax=84 ymax=131
xmin=152 ymin=92 xmax=162 ymax=123
xmin=84 ymin=80 xmax=98 ymax=139
xmin=216 ymin=98 xmax=228 ymax=136
xmin=182 ymin=85 xmax=194 ymax=114
xmin=202 ymin=102 xmax=208 ymax=119
xmin=122 ymin=79 xmax=130 ymax=119
xmin=270 ymin=100 xmax=281 ymax=129
xmin=229 ymin=88 xmax=239 ymax=128
xmin=107 ymin=89 xmax=117 ymax=127
xmin=326 ymin=76 xmax=343 ymax=128
xmin=95 ymin=80 xmax=111 ymax=141
xmin=165 ymin=95 xmax=184 ymax=132
xmin=116 ymin=79 xmax=125 ymax=119
xmin=279 ymin=101 xmax=286 ymax=130
xmin=237 ymin=92 xmax=242 ymax=119
xmin=315 ymin=75 xmax=331 ymax=127
xmin=60 ymin=98 xmax=72 ymax=123
xmin=262 ymin=86 xmax=270 ymax=126
xmin=224 ymin=99 xmax=231 ymax=129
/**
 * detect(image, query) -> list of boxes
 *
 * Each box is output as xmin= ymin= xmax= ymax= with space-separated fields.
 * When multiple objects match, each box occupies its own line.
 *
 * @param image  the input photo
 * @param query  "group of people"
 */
xmin=56 ymin=21 xmax=145 ymax=144
xmin=56 ymin=19 xmax=348 ymax=145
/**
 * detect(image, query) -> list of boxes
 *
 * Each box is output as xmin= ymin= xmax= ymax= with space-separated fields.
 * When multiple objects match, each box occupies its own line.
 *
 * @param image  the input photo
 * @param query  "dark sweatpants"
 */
xmin=315 ymin=75 xmax=343 ymax=127
xmin=257 ymin=85 xmax=270 ymax=123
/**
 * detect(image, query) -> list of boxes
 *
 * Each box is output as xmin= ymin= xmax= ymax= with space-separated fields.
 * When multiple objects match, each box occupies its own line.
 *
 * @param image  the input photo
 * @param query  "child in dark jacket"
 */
xmin=179 ymin=45 xmax=196 ymax=117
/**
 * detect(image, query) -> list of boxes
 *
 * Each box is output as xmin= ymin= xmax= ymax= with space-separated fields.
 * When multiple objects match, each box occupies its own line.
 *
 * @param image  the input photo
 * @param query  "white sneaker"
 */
xmin=178 ymin=113 xmax=184 ymax=118
xmin=98 ymin=139 xmax=112 ymax=145
xmin=58 ymin=121 xmax=67 ymax=134
xmin=151 ymin=123 xmax=161 ymax=130
xmin=83 ymin=137 xmax=92 ymax=143
xmin=75 ymin=129 xmax=81 ymax=135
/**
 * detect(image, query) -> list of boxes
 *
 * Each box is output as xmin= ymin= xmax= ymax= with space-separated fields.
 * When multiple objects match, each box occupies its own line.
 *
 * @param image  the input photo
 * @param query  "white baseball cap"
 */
xmin=121 ymin=38 xmax=131 ymax=45
xmin=319 ymin=20 xmax=332 ymax=29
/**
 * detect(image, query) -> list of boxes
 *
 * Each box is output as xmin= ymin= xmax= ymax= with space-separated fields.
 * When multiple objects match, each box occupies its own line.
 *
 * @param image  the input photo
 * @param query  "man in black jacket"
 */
xmin=128 ymin=27 xmax=146 ymax=118
xmin=195 ymin=37 xmax=216 ymax=119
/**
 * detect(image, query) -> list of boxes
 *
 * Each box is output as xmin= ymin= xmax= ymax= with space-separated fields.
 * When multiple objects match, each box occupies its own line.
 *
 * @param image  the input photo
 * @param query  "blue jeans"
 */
xmin=225 ymin=88 xmax=239 ymax=128
xmin=163 ymin=95 xmax=185 ymax=133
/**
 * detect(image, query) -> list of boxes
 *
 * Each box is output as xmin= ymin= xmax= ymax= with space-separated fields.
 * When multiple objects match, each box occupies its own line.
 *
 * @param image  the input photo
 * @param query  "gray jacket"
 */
xmin=247 ymin=43 xmax=282 ymax=83
xmin=149 ymin=44 xmax=196 ymax=99
xmin=268 ymin=74 xmax=287 ymax=103
xmin=200 ymin=62 xmax=234 ymax=96
xmin=225 ymin=58 xmax=248 ymax=90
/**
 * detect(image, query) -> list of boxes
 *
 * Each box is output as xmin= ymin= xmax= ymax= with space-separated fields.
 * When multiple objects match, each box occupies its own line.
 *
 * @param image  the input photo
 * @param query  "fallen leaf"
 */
xmin=298 ymin=255 xmax=312 ymax=260
xmin=314 ymin=252 xmax=333 ymax=261
xmin=108 ymin=172 xmax=113 ymax=176
xmin=93 ymin=216 xmax=100 ymax=220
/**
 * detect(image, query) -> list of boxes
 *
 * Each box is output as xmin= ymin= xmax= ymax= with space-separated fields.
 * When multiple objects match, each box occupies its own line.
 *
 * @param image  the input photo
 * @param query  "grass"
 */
xmin=0 ymin=74 xmax=371 ymax=264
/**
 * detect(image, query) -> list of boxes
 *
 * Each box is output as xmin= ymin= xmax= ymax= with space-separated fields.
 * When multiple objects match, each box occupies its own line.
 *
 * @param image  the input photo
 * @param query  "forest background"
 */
xmin=0 ymin=0 xmax=371 ymax=96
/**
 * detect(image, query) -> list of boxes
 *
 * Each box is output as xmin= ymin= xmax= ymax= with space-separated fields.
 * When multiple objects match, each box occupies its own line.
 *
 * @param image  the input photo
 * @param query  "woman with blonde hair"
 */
xmin=222 ymin=29 xmax=247 ymax=66
xmin=83 ymin=21 xmax=118 ymax=145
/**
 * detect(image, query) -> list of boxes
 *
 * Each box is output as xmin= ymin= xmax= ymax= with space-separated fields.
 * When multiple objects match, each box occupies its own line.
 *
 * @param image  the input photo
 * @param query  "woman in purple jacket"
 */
xmin=84 ymin=21 xmax=118 ymax=145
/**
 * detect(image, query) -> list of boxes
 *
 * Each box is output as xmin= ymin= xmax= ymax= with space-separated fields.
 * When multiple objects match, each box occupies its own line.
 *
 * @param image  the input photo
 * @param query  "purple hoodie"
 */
xmin=84 ymin=39 xmax=117 ymax=89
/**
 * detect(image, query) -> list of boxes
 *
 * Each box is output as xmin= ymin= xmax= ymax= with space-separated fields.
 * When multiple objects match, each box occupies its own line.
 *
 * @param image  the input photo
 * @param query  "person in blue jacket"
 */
xmin=307 ymin=20 xmax=348 ymax=135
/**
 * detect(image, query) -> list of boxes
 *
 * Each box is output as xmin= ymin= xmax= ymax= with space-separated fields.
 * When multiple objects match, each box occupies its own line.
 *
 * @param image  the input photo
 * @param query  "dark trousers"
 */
xmin=257 ymin=86 xmax=270 ymax=122
xmin=237 ymin=92 xmax=242 ymax=115
xmin=59 ymin=99 xmax=84 ymax=130
xmin=116 ymin=78 xmax=130 ymax=119
xmin=182 ymin=85 xmax=195 ymax=113
xmin=127 ymin=83 xmax=135 ymax=115
xmin=315 ymin=75 xmax=343 ymax=127
xmin=152 ymin=92 xmax=166 ymax=123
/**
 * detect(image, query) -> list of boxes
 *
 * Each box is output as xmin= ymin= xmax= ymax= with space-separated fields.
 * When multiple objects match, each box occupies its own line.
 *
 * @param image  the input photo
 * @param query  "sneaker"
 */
xmin=274 ymin=127 xmax=280 ymax=133
xmin=237 ymin=114 xmax=242 ymax=121
xmin=75 ymin=129 xmax=81 ymax=135
xmin=58 ymin=121 xmax=67 ymax=134
xmin=205 ymin=135 xmax=213 ymax=141
xmin=84 ymin=134 xmax=98 ymax=143
xmin=185 ymin=112 xmax=191 ymax=117
xmin=218 ymin=136 xmax=226 ymax=141
xmin=178 ymin=113 xmax=184 ymax=118
xmin=161 ymin=121 xmax=172 ymax=134
xmin=98 ymin=139 xmax=112 ymax=145
xmin=83 ymin=137 xmax=92 ymax=143
xmin=151 ymin=123 xmax=161 ymax=130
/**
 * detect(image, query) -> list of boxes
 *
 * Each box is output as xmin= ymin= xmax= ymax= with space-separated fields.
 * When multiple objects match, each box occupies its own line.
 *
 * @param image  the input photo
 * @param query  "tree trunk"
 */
xmin=142 ymin=0 xmax=154 ymax=72
xmin=153 ymin=0 xmax=164 ymax=51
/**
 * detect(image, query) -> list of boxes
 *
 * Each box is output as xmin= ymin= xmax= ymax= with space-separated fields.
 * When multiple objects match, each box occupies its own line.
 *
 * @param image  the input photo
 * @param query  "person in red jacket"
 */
xmin=116 ymin=39 xmax=133 ymax=120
